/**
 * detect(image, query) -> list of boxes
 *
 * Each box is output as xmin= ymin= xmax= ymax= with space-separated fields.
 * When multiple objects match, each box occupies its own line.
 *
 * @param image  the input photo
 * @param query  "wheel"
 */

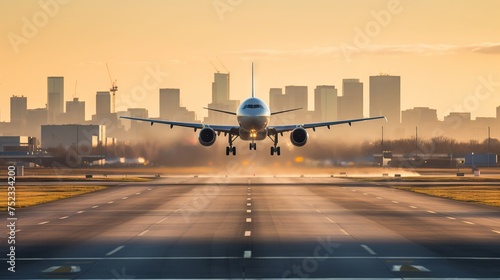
xmin=226 ymin=146 xmax=230 ymax=156
xmin=249 ymin=143 xmax=253 ymax=150
xmin=232 ymin=146 xmax=237 ymax=155
xmin=276 ymin=146 xmax=281 ymax=156
xmin=270 ymin=146 xmax=274 ymax=156
xmin=254 ymin=143 xmax=257 ymax=150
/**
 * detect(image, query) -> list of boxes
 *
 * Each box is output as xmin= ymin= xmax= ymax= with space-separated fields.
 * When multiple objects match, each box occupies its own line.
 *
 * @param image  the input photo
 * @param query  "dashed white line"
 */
xmin=427 ymin=210 xmax=436 ymax=214
xmin=326 ymin=217 xmax=334 ymax=223
xmin=244 ymin=231 xmax=251 ymax=237
xmin=463 ymin=221 xmax=475 ymax=225
xmin=409 ymin=206 xmax=418 ymax=209
xmin=340 ymin=229 xmax=350 ymax=236
xmin=361 ymin=244 xmax=377 ymax=255
xmin=138 ymin=230 xmax=149 ymax=236
xmin=92 ymin=205 xmax=99 ymax=209
xmin=105 ymin=246 xmax=125 ymax=256
xmin=247 ymin=198 xmax=251 ymax=201
xmin=247 ymin=203 xmax=251 ymax=206
xmin=352 ymin=190 xmax=357 ymax=192
xmin=39 ymin=221 xmax=49 ymax=225
xmin=108 ymin=201 xmax=114 ymax=204
xmin=246 ymin=218 xmax=252 ymax=223
xmin=392 ymin=201 xmax=399 ymax=204
xmin=122 ymin=197 xmax=128 ymax=200
xmin=243 ymin=250 xmax=252 ymax=258
xmin=247 ymin=210 xmax=252 ymax=213
xmin=376 ymin=197 xmax=383 ymax=200
xmin=59 ymin=216 xmax=69 ymax=220
xmin=148 ymin=188 xmax=152 ymax=191
xmin=77 ymin=211 xmax=84 ymax=214
xmin=156 ymin=217 xmax=168 ymax=224
xmin=492 ymin=230 xmax=500 ymax=234
xmin=136 ymin=192 xmax=141 ymax=195
xmin=446 ymin=216 xmax=456 ymax=220
xmin=316 ymin=209 xmax=321 ymax=213
xmin=363 ymin=193 xmax=368 ymax=195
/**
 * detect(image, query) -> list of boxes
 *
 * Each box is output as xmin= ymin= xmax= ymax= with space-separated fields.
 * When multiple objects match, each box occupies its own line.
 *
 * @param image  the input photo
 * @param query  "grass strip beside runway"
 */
xmin=0 ymin=185 xmax=107 ymax=211
xmin=395 ymin=186 xmax=500 ymax=207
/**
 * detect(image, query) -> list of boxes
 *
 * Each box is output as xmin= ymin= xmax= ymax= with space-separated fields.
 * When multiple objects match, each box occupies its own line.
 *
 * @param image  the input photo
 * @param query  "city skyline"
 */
xmin=1 ymin=1 xmax=500 ymax=122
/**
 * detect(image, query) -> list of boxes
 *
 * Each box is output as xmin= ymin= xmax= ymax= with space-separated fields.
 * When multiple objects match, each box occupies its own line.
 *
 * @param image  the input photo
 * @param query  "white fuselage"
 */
xmin=236 ymin=97 xmax=271 ymax=141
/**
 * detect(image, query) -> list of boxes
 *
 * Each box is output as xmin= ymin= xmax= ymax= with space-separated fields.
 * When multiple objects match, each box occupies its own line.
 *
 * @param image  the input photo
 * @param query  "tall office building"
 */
xmin=314 ymin=86 xmax=338 ymax=121
xmin=47 ymin=76 xmax=64 ymax=123
xmin=10 ymin=95 xmax=27 ymax=125
xmin=66 ymin=97 xmax=85 ymax=124
xmin=401 ymin=107 xmax=437 ymax=127
xmin=369 ymin=75 xmax=401 ymax=125
xmin=212 ymin=73 xmax=229 ymax=103
xmin=159 ymin=88 xmax=180 ymax=119
xmin=269 ymin=88 xmax=285 ymax=112
xmin=339 ymin=79 xmax=363 ymax=119
xmin=96 ymin=91 xmax=111 ymax=116
xmin=285 ymin=86 xmax=308 ymax=111
xmin=497 ymin=106 xmax=500 ymax=120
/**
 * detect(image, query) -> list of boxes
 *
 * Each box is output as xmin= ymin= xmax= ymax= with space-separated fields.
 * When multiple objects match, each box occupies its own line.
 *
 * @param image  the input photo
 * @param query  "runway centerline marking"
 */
xmin=156 ymin=217 xmax=168 ymax=224
xmin=463 ymin=221 xmax=475 ymax=225
xmin=136 ymin=192 xmax=141 ymax=195
xmin=326 ymin=217 xmax=334 ymax=223
xmin=122 ymin=197 xmax=128 ymax=200
xmin=247 ymin=198 xmax=251 ymax=201
xmin=244 ymin=231 xmax=251 ymax=237
xmin=493 ymin=230 xmax=500 ymax=234
xmin=392 ymin=201 xmax=399 ymax=204
xmin=316 ymin=209 xmax=321 ymax=213
xmin=409 ymin=206 xmax=417 ymax=209
xmin=247 ymin=203 xmax=251 ymax=206
xmin=340 ymin=229 xmax=350 ymax=235
xmin=376 ymin=197 xmax=383 ymax=200
xmin=108 ymin=201 xmax=114 ymax=204
xmin=247 ymin=210 xmax=252 ymax=213
xmin=92 ymin=205 xmax=99 ymax=208
xmin=246 ymin=218 xmax=252 ymax=223
xmin=38 ymin=221 xmax=49 ymax=225
xmin=427 ymin=210 xmax=436 ymax=214
xmin=105 ymin=246 xmax=125 ymax=256
xmin=446 ymin=216 xmax=456 ymax=220
xmin=148 ymin=188 xmax=152 ymax=191
xmin=77 ymin=211 xmax=84 ymax=214
xmin=59 ymin=216 xmax=69 ymax=220
xmin=138 ymin=230 xmax=149 ymax=236
xmin=361 ymin=244 xmax=377 ymax=255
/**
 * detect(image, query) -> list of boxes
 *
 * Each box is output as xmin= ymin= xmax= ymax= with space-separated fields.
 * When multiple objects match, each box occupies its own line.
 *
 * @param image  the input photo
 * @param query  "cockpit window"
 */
xmin=243 ymin=104 xmax=263 ymax=109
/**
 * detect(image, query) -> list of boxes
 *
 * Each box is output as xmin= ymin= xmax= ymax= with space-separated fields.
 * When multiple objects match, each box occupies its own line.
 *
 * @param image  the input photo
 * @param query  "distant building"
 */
xmin=369 ymin=75 xmax=401 ymax=125
xmin=47 ymin=77 xmax=64 ymax=124
xmin=0 ymin=136 xmax=36 ymax=153
xmin=444 ymin=112 xmax=471 ymax=123
xmin=285 ymin=86 xmax=308 ymax=112
xmin=159 ymin=88 xmax=180 ymax=119
xmin=401 ymin=107 xmax=438 ymax=126
xmin=339 ymin=79 xmax=363 ymax=119
xmin=204 ymin=72 xmax=239 ymax=125
xmin=65 ymin=97 xmax=85 ymax=124
xmin=41 ymin=124 xmax=105 ymax=150
xmin=269 ymin=88 xmax=285 ymax=113
xmin=212 ymin=73 xmax=230 ymax=103
xmin=26 ymin=108 xmax=48 ymax=138
xmin=96 ymin=91 xmax=111 ymax=116
xmin=314 ymin=85 xmax=338 ymax=121
xmin=10 ymin=95 xmax=27 ymax=126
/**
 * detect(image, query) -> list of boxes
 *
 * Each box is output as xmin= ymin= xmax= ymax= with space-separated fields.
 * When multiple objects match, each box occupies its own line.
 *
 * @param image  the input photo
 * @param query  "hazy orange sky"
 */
xmin=1 ymin=0 xmax=500 ymax=122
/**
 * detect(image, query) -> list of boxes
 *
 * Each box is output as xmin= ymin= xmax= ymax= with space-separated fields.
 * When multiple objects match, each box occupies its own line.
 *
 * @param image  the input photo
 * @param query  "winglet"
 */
xmin=251 ymin=62 xmax=255 ymax=98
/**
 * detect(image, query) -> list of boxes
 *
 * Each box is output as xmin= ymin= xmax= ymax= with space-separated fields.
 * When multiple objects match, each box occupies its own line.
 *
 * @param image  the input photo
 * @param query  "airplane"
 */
xmin=120 ymin=64 xmax=386 ymax=156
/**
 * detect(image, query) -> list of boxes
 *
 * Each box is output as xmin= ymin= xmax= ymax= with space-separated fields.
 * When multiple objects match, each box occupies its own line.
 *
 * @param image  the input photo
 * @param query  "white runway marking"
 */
xmin=148 ymin=188 xmax=152 ymax=191
xmin=243 ymin=250 xmax=252 ymax=258
xmin=427 ymin=210 xmax=436 ymax=214
xmin=247 ymin=210 xmax=252 ymax=213
xmin=340 ymin=229 xmax=350 ymax=235
xmin=136 ymin=192 xmax=141 ymax=195
xmin=122 ymin=197 xmax=128 ymax=200
xmin=409 ymin=206 xmax=418 ymax=209
xmin=108 ymin=201 xmax=114 ymax=204
xmin=38 ymin=221 xmax=49 ymax=225
xmin=493 ymin=230 xmax=500 ymax=234
xmin=59 ymin=216 xmax=69 ymax=220
xmin=376 ymin=197 xmax=383 ymax=200
xmin=326 ymin=217 xmax=334 ymax=223
xmin=392 ymin=201 xmax=399 ymax=204
xmin=247 ymin=203 xmax=251 ymax=206
xmin=77 ymin=211 xmax=84 ymax=214
xmin=247 ymin=198 xmax=251 ymax=201
xmin=246 ymin=218 xmax=252 ymax=223
xmin=463 ymin=221 xmax=475 ymax=225
xmin=316 ymin=209 xmax=321 ymax=213
xmin=244 ymin=231 xmax=251 ymax=237
xmin=156 ymin=217 xmax=168 ymax=224
xmin=361 ymin=244 xmax=377 ymax=255
xmin=446 ymin=216 xmax=456 ymax=220
xmin=363 ymin=193 xmax=368 ymax=195
xmin=105 ymin=246 xmax=125 ymax=256
xmin=138 ymin=230 xmax=149 ymax=236
xmin=92 ymin=205 xmax=99 ymax=208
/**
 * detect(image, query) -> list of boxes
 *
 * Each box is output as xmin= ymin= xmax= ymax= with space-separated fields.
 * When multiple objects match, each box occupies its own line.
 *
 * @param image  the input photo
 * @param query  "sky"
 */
xmin=1 ymin=0 xmax=500 ymax=122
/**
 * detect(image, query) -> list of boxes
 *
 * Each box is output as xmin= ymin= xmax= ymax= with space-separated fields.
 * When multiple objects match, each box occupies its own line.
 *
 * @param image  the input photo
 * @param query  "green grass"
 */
xmin=394 ymin=186 xmax=500 ymax=207
xmin=0 ymin=186 xmax=107 ymax=211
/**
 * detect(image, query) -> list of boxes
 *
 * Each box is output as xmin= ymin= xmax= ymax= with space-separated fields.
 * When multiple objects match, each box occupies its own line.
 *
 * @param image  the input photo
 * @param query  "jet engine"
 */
xmin=198 ymin=127 xmax=217 ymax=146
xmin=290 ymin=127 xmax=308 ymax=147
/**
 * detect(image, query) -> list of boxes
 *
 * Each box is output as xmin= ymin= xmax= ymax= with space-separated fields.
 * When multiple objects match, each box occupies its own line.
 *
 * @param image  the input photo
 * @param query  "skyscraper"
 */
xmin=269 ymin=88 xmax=285 ymax=113
xmin=66 ymin=97 xmax=85 ymax=124
xmin=47 ymin=76 xmax=64 ymax=124
xmin=159 ymin=88 xmax=180 ymax=119
xmin=10 ymin=95 xmax=27 ymax=125
xmin=285 ymin=86 xmax=308 ymax=111
xmin=369 ymin=75 xmax=401 ymax=124
xmin=314 ymin=86 xmax=338 ymax=121
xmin=339 ymin=79 xmax=363 ymax=119
xmin=212 ymin=73 xmax=229 ymax=103
xmin=96 ymin=91 xmax=111 ymax=116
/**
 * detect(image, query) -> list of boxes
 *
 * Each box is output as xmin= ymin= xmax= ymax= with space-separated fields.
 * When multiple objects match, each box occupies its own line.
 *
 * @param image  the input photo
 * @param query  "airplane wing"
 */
xmin=269 ymin=116 xmax=387 ymax=134
xmin=119 ymin=116 xmax=237 ymax=134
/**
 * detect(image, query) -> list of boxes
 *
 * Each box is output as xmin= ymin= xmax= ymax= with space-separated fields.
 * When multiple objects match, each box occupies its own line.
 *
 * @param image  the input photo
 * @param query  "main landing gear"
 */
xmin=226 ymin=133 xmax=238 ymax=156
xmin=249 ymin=142 xmax=256 ymax=150
xmin=268 ymin=134 xmax=281 ymax=156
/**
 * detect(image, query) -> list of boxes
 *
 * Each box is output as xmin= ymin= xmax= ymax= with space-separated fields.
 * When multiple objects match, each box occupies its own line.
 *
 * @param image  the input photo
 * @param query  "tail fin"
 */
xmin=251 ymin=62 xmax=255 ymax=98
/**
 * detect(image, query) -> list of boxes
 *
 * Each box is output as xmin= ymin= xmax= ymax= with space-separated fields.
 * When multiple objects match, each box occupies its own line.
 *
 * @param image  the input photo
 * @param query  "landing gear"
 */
xmin=226 ymin=133 xmax=238 ymax=156
xmin=249 ymin=142 xmax=256 ymax=150
xmin=268 ymin=133 xmax=281 ymax=156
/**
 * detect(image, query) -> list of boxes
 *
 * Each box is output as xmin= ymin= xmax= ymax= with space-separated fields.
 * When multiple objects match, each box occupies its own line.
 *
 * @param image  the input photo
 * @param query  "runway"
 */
xmin=1 ymin=176 xmax=500 ymax=279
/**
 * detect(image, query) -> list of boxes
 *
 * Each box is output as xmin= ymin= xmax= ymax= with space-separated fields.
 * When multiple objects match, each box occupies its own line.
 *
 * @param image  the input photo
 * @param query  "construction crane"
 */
xmin=73 ymin=80 xmax=78 ymax=98
xmin=106 ymin=63 xmax=118 ymax=113
xmin=205 ymin=56 xmax=219 ymax=73
xmin=216 ymin=56 xmax=229 ymax=73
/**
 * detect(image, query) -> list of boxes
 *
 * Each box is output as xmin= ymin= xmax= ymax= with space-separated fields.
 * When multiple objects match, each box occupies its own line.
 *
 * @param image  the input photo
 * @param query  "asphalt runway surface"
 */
xmin=1 ymin=176 xmax=500 ymax=279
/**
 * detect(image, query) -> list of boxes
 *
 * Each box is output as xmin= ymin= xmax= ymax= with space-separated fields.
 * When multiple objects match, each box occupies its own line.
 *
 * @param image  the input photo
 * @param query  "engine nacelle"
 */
xmin=198 ymin=127 xmax=217 ymax=146
xmin=290 ymin=127 xmax=308 ymax=147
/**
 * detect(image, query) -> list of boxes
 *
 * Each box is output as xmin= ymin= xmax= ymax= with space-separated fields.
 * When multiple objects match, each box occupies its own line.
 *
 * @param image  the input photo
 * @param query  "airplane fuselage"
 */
xmin=236 ymin=97 xmax=270 ymax=141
